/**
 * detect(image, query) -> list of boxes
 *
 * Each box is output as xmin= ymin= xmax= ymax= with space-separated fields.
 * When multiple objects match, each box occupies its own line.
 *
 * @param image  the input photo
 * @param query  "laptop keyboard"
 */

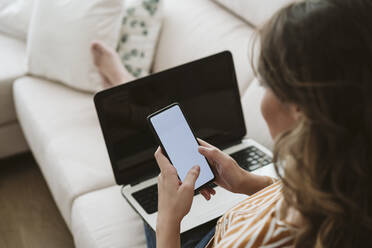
xmin=131 ymin=146 xmax=272 ymax=214
xmin=132 ymin=184 xmax=159 ymax=214
xmin=132 ymin=182 xmax=218 ymax=214
xmin=229 ymin=146 xmax=272 ymax=171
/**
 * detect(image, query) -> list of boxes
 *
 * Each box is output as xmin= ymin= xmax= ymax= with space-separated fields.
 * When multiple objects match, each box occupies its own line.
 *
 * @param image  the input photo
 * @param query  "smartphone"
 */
xmin=147 ymin=103 xmax=215 ymax=191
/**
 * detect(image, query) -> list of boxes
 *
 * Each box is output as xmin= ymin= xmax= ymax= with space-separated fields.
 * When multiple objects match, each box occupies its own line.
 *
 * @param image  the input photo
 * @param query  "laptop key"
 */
xmin=249 ymin=164 xmax=261 ymax=171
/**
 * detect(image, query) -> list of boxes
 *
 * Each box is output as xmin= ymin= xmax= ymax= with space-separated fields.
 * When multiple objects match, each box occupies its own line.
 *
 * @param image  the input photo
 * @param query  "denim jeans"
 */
xmin=144 ymin=221 xmax=216 ymax=248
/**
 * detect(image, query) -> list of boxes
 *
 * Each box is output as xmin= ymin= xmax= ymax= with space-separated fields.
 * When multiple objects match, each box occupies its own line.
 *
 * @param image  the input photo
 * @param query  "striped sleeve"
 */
xmin=212 ymin=181 xmax=295 ymax=248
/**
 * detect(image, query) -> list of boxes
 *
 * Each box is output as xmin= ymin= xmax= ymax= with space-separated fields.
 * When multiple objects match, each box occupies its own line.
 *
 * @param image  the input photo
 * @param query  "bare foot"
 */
xmin=91 ymin=41 xmax=134 ymax=87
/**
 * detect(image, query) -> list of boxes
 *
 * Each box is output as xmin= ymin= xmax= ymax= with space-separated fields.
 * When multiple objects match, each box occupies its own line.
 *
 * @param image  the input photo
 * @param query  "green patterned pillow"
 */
xmin=116 ymin=0 xmax=163 ymax=78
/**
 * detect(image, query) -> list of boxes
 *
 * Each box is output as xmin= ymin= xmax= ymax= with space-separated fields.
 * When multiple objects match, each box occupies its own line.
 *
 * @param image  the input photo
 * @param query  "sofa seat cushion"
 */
xmin=0 ymin=34 xmax=26 ymax=126
xmin=71 ymin=186 xmax=146 ymax=248
xmin=13 ymin=76 xmax=115 ymax=228
xmin=153 ymin=0 xmax=256 ymax=95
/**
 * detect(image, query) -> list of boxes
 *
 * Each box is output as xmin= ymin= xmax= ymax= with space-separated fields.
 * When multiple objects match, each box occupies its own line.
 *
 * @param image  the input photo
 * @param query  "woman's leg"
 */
xmin=194 ymin=227 xmax=215 ymax=248
xmin=90 ymin=41 xmax=134 ymax=88
xmin=144 ymin=223 xmax=157 ymax=248
xmin=181 ymin=222 xmax=215 ymax=248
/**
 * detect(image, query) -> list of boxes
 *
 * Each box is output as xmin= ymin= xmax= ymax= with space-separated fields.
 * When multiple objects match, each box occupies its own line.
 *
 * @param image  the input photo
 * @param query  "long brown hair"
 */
xmin=256 ymin=0 xmax=372 ymax=247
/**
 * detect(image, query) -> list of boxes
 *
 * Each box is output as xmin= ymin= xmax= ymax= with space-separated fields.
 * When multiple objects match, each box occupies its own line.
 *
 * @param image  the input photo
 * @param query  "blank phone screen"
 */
xmin=150 ymin=105 xmax=214 ymax=189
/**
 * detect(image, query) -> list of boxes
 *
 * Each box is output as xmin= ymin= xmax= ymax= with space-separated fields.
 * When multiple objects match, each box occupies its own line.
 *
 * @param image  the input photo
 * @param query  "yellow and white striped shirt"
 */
xmin=210 ymin=181 xmax=296 ymax=248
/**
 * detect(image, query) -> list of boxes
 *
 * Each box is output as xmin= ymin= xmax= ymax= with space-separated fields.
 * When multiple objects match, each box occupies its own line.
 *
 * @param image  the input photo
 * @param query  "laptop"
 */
xmin=94 ymin=51 xmax=277 ymax=233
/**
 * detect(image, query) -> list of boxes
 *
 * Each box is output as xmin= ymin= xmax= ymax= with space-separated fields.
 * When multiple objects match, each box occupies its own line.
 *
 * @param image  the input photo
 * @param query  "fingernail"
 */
xmin=193 ymin=165 xmax=200 ymax=171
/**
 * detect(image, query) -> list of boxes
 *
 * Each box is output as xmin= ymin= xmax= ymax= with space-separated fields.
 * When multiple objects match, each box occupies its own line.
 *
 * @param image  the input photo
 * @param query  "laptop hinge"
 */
xmin=219 ymin=139 xmax=242 ymax=151
xmin=130 ymin=172 xmax=158 ymax=186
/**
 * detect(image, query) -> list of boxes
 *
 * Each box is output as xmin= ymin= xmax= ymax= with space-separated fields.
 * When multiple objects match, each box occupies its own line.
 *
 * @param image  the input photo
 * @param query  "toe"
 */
xmin=91 ymin=41 xmax=103 ymax=66
xmin=91 ymin=41 xmax=101 ymax=52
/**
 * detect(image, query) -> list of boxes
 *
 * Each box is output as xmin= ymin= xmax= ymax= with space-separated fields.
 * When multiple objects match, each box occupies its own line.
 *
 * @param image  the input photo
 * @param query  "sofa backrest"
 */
xmin=153 ymin=0 xmax=258 ymax=95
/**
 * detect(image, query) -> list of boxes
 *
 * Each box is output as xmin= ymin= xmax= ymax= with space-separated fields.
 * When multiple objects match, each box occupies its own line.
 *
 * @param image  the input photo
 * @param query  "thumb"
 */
xmin=182 ymin=165 xmax=200 ymax=189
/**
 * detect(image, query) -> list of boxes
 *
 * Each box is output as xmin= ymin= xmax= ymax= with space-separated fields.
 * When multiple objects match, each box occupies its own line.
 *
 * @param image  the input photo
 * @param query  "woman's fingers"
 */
xmin=197 ymin=138 xmax=215 ymax=148
xmin=198 ymin=146 xmax=226 ymax=164
xmin=200 ymin=189 xmax=211 ymax=200
xmin=200 ymin=187 xmax=216 ymax=200
xmin=207 ymin=187 xmax=216 ymax=195
xmin=182 ymin=166 xmax=200 ymax=190
xmin=203 ymin=187 xmax=216 ymax=196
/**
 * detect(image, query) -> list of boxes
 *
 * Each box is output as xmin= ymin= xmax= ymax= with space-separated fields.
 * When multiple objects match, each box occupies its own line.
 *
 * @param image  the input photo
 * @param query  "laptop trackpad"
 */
xmin=180 ymin=186 xmax=247 ymax=233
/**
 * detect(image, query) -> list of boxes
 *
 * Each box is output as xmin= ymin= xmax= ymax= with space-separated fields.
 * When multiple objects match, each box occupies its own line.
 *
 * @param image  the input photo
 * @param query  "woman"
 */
xmin=91 ymin=0 xmax=372 ymax=246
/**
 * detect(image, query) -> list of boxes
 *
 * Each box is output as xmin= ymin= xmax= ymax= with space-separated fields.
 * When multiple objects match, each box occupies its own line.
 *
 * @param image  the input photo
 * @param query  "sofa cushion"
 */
xmin=26 ymin=0 xmax=124 ymax=93
xmin=0 ymin=0 xmax=36 ymax=40
xmin=116 ymin=0 xmax=163 ymax=78
xmin=71 ymin=186 xmax=146 ymax=248
xmin=13 ymin=76 xmax=115 ymax=228
xmin=153 ymin=0 xmax=256 ymax=95
xmin=214 ymin=0 xmax=295 ymax=27
xmin=0 ymin=34 xmax=26 ymax=126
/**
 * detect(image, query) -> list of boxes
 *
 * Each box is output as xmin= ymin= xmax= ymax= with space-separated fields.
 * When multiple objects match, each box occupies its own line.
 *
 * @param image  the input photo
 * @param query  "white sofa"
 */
xmin=2 ymin=0 xmax=276 ymax=247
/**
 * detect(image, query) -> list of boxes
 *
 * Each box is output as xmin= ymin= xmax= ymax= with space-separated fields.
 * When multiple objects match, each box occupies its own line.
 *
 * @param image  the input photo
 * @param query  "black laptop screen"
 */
xmin=94 ymin=51 xmax=246 ymax=185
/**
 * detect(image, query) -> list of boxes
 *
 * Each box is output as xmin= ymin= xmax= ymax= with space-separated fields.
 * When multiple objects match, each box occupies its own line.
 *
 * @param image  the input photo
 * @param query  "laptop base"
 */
xmin=121 ymin=139 xmax=277 ymax=233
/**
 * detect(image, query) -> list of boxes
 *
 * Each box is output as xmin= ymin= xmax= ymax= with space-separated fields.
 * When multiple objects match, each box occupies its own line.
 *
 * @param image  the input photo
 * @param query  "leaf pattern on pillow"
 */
xmin=116 ymin=0 xmax=162 ymax=78
xmin=143 ymin=0 xmax=159 ymax=16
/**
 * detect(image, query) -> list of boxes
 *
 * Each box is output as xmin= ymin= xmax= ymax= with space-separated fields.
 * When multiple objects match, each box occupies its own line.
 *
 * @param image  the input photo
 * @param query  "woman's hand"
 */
xmin=198 ymin=139 xmax=248 ymax=197
xmin=198 ymin=139 xmax=273 ymax=200
xmin=154 ymin=147 xmax=201 ymax=248
xmin=155 ymin=147 xmax=200 ymax=225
